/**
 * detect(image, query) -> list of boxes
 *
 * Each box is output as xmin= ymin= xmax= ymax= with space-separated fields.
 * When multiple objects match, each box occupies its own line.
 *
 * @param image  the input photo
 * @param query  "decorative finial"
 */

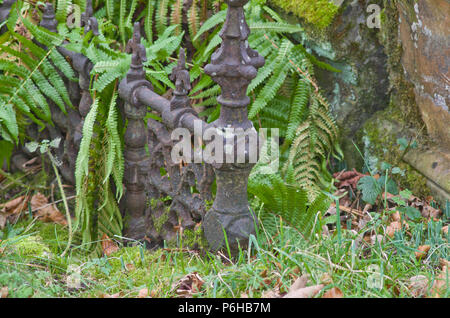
xmin=170 ymin=48 xmax=191 ymax=92
xmin=170 ymin=48 xmax=191 ymax=110
xmin=40 ymin=3 xmax=58 ymax=33
xmin=204 ymin=0 xmax=264 ymax=125
xmin=125 ymin=22 xmax=147 ymax=82
xmin=81 ymin=0 xmax=99 ymax=36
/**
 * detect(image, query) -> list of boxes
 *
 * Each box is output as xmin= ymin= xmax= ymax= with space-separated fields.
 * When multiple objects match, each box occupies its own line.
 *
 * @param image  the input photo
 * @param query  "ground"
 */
xmin=0 ymin=165 xmax=448 ymax=298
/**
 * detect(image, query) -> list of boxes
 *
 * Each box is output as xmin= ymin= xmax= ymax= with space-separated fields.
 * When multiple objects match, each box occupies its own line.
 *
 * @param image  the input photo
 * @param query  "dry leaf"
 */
xmin=386 ymin=221 xmax=408 ymax=238
xmin=333 ymin=169 xmax=366 ymax=190
xmin=322 ymin=287 xmax=343 ymax=298
xmin=31 ymin=193 xmax=67 ymax=226
xmin=137 ymin=288 xmax=149 ymax=298
xmin=261 ymin=289 xmax=279 ymax=298
xmin=0 ymin=195 xmax=29 ymax=228
xmin=101 ymin=292 xmax=121 ymax=298
xmin=125 ymin=263 xmax=135 ymax=271
xmin=442 ymin=226 xmax=448 ymax=236
xmin=439 ymin=258 xmax=450 ymax=269
xmin=0 ymin=286 xmax=8 ymax=298
xmin=391 ymin=211 xmax=401 ymax=222
xmin=408 ymin=275 xmax=428 ymax=298
xmin=430 ymin=266 xmax=449 ymax=298
xmin=415 ymin=245 xmax=431 ymax=260
xmin=283 ymin=284 xmax=324 ymax=298
xmin=421 ymin=205 xmax=441 ymax=219
xmin=101 ymin=233 xmax=119 ymax=256
xmin=288 ymin=274 xmax=310 ymax=293
xmin=172 ymin=272 xmax=205 ymax=297
xmin=0 ymin=195 xmax=28 ymax=214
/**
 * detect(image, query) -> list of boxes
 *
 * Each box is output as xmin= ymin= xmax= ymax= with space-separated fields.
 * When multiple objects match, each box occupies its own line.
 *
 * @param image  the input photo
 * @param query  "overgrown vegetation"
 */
xmin=1 ymin=0 xmax=341 ymax=247
xmin=0 ymin=0 xmax=448 ymax=299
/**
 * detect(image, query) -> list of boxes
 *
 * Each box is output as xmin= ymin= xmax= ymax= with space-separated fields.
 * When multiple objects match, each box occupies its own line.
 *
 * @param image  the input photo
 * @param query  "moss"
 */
xmin=363 ymin=111 xmax=430 ymax=198
xmin=10 ymin=235 xmax=51 ymax=258
xmin=377 ymin=0 xmax=424 ymax=128
xmin=34 ymin=222 xmax=70 ymax=254
xmin=179 ymin=225 xmax=207 ymax=250
xmin=270 ymin=0 xmax=340 ymax=29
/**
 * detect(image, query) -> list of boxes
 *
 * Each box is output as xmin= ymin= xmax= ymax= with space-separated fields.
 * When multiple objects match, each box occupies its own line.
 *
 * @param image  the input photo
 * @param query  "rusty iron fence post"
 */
xmin=12 ymin=0 xmax=264 ymax=252
xmin=202 ymin=0 xmax=265 ymax=251
xmin=120 ymin=23 xmax=152 ymax=241
xmin=119 ymin=0 xmax=264 ymax=251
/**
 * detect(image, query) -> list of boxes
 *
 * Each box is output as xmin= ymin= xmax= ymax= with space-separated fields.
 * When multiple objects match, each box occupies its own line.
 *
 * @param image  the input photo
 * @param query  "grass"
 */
xmin=0 ymin=207 xmax=448 ymax=298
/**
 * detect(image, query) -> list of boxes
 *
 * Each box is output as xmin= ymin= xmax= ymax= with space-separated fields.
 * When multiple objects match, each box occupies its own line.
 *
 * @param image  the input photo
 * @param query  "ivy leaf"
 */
xmin=397 ymin=138 xmax=409 ymax=150
xmin=377 ymin=176 xmax=399 ymax=195
xmin=357 ymin=176 xmax=380 ymax=205
xmin=398 ymin=206 xmax=421 ymax=221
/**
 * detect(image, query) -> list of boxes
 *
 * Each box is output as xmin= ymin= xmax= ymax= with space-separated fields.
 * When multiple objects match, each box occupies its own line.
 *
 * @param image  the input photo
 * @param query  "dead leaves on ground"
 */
xmin=408 ymin=262 xmax=449 ymax=298
xmin=101 ymin=233 xmax=119 ymax=257
xmin=0 ymin=287 xmax=8 ymax=298
xmin=172 ymin=272 xmax=205 ymax=297
xmin=261 ymin=273 xmax=343 ymax=299
xmin=333 ymin=169 xmax=366 ymax=190
xmin=0 ymin=192 xmax=68 ymax=229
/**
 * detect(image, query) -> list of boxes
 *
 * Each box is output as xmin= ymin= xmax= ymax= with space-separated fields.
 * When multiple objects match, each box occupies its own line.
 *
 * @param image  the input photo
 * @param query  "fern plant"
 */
xmin=186 ymin=0 xmax=342 ymax=198
xmin=249 ymin=160 xmax=332 ymax=239
xmin=62 ymin=6 xmax=183 ymax=252
xmin=0 ymin=0 xmax=74 ymax=158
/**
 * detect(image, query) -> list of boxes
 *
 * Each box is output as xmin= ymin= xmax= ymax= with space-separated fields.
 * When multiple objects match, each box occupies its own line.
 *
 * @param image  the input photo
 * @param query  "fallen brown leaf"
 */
xmin=386 ymin=221 xmax=409 ymax=238
xmin=408 ymin=275 xmax=428 ymax=298
xmin=0 ymin=195 xmax=28 ymax=214
xmin=421 ymin=205 xmax=441 ymax=219
xmin=288 ymin=274 xmax=310 ymax=293
xmin=322 ymin=287 xmax=343 ymax=298
xmin=333 ymin=169 xmax=366 ymax=190
xmin=430 ymin=266 xmax=449 ymax=298
xmin=261 ymin=289 xmax=280 ymax=298
xmin=440 ymin=258 xmax=450 ymax=269
xmin=442 ymin=226 xmax=448 ymax=236
xmin=137 ymin=288 xmax=149 ymax=298
xmin=415 ymin=245 xmax=431 ymax=260
xmin=172 ymin=272 xmax=205 ymax=297
xmin=0 ymin=286 xmax=8 ymax=298
xmin=386 ymin=221 xmax=402 ymax=238
xmin=30 ymin=192 xmax=67 ymax=226
xmin=391 ymin=211 xmax=401 ymax=222
xmin=101 ymin=233 xmax=119 ymax=256
xmin=283 ymin=284 xmax=324 ymax=298
xmin=0 ymin=195 xmax=29 ymax=228
xmin=100 ymin=292 xmax=122 ymax=298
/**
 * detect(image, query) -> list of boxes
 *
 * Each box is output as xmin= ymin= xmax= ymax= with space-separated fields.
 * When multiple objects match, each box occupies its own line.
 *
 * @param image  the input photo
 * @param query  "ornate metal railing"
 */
xmin=3 ymin=0 xmax=265 ymax=252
